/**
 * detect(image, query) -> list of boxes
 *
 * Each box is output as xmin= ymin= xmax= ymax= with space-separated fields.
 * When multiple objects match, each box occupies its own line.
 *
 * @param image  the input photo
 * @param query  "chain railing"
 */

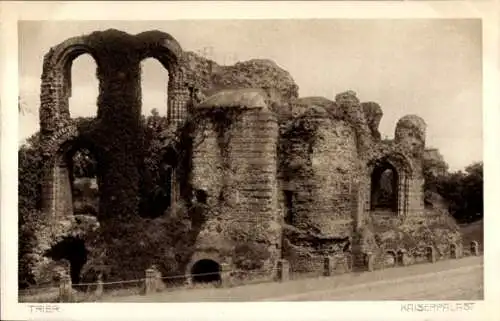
xmin=18 ymin=240 xmax=482 ymax=303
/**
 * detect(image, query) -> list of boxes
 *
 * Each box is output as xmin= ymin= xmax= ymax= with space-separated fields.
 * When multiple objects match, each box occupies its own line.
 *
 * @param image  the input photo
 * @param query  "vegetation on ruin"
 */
xmin=423 ymin=157 xmax=483 ymax=224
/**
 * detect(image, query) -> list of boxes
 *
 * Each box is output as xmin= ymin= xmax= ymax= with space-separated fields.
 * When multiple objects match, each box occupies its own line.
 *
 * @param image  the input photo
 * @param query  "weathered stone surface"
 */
xmin=30 ymin=28 xmax=462 ymax=286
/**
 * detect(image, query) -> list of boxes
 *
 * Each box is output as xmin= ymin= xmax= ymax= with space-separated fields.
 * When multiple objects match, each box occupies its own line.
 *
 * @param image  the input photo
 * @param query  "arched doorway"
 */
xmin=53 ymin=140 xmax=101 ymax=219
xmin=70 ymin=147 xmax=99 ymax=217
xmin=45 ymin=237 xmax=88 ymax=285
xmin=190 ymin=259 xmax=221 ymax=284
xmin=370 ymin=162 xmax=399 ymax=212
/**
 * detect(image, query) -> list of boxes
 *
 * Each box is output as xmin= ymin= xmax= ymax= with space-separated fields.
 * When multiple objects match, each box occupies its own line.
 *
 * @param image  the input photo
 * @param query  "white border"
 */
xmin=1 ymin=1 xmax=499 ymax=321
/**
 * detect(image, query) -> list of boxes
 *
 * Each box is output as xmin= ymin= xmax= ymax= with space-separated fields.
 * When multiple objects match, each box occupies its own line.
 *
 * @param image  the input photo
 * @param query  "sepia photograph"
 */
xmin=16 ymin=18 xmax=484 ymax=302
xmin=1 ymin=1 xmax=498 ymax=320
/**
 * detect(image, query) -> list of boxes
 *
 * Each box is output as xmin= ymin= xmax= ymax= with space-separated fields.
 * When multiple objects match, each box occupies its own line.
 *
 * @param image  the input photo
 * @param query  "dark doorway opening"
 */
xmin=370 ymin=162 xmax=398 ymax=212
xmin=191 ymin=259 xmax=221 ymax=284
xmin=45 ymin=237 xmax=88 ymax=285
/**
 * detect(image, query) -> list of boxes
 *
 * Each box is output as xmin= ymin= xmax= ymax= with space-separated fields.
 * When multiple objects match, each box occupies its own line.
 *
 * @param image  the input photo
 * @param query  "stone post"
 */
xmin=366 ymin=252 xmax=374 ymax=272
xmin=58 ymin=274 xmax=72 ymax=302
xmin=144 ymin=268 xmax=156 ymax=295
xmin=219 ymin=263 xmax=232 ymax=288
xmin=95 ymin=273 xmax=104 ymax=298
xmin=426 ymin=246 xmax=436 ymax=263
xmin=149 ymin=265 xmax=164 ymax=292
xmin=184 ymin=275 xmax=193 ymax=288
xmin=345 ymin=253 xmax=353 ymax=272
xmin=450 ymin=243 xmax=459 ymax=259
xmin=323 ymin=256 xmax=335 ymax=277
xmin=471 ymin=241 xmax=479 ymax=256
xmin=276 ymin=259 xmax=290 ymax=282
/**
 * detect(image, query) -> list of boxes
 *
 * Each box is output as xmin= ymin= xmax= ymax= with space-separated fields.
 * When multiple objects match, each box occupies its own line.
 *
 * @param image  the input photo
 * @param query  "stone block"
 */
xmin=276 ymin=259 xmax=290 ymax=282
xmin=471 ymin=241 xmax=479 ymax=256
xmin=366 ymin=253 xmax=374 ymax=272
xmin=323 ymin=256 xmax=335 ymax=276
xmin=144 ymin=268 xmax=157 ymax=295
xmin=220 ymin=263 xmax=232 ymax=287
xmin=58 ymin=274 xmax=73 ymax=302
xmin=426 ymin=246 xmax=436 ymax=263
xmin=450 ymin=243 xmax=459 ymax=259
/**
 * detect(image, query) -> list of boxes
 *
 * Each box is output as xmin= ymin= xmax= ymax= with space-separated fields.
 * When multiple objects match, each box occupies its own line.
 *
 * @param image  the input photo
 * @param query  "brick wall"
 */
xmin=190 ymin=101 xmax=280 ymax=272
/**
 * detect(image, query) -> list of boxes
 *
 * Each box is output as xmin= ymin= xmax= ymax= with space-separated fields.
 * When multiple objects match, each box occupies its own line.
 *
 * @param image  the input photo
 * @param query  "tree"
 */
xmin=435 ymin=162 xmax=483 ymax=223
xmin=423 ymin=152 xmax=449 ymax=205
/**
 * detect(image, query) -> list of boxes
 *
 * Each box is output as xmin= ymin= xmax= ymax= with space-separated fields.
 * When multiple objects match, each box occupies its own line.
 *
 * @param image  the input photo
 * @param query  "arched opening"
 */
xmin=71 ymin=147 xmax=99 ymax=216
xmin=190 ymin=259 xmax=221 ymax=284
xmin=67 ymin=54 xmax=99 ymax=119
xmin=383 ymin=251 xmax=397 ymax=268
xmin=45 ymin=237 xmax=88 ymax=285
xmin=140 ymin=57 xmax=169 ymax=117
xmin=370 ymin=162 xmax=399 ymax=212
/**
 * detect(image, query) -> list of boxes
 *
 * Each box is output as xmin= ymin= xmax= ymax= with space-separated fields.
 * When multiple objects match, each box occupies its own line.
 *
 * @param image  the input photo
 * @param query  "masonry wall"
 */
xmin=228 ymin=108 xmax=280 ymax=269
xmin=53 ymin=159 xmax=74 ymax=219
xmin=284 ymin=115 xmax=359 ymax=237
xmin=308 ymin=118 xmax=359 ymax=236
xmin=190 ymin=106 xmax=280 ymax=272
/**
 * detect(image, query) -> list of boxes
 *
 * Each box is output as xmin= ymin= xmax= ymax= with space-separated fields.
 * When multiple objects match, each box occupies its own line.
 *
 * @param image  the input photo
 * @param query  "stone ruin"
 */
xmin=28 ymin=29 xmax=462 ymax=287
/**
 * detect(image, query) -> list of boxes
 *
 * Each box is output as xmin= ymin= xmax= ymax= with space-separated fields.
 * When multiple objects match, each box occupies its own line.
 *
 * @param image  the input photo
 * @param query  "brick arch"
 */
xmin=41 ymin=132 xmax=105 ymax=220
xmin=370 ymin=161 xmax=398 ymax=211
xmin=185 ymin=251 xmax=224 ymax=279
xmin=367 ymin=152 xmax=414 ymax=217
xmin=40 ymin=40 xmax=102 ymax=133
xmin=137 ymin=32 xmax=189 ymax=127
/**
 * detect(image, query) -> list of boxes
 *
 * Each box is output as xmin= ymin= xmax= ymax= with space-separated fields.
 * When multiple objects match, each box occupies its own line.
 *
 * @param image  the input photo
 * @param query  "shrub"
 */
xmin=233 ymin=242 xmax=270 ymax=271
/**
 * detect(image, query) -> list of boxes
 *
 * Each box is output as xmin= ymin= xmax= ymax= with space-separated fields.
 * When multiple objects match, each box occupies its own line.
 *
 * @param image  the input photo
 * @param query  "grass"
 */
xmin=460 ymin=219 xmax=483 ymax=252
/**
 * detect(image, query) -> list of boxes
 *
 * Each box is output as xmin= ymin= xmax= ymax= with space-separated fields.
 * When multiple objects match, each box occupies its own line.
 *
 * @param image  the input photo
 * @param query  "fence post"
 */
xmin=184 ymin=274 xmax=193 ymax=288
xmin=366 ymin=252 xmax=374 ymax=272
xmin=150 ymin=265 xmax=164 ymax=292
xmin=144 ymin=268 xmax=156 ymax=295
xmin=426 ymin=246 xmax=436 ymax=263
xmin=95 ymin=273 xmax=103 ymax=298
xmin=276 ymin=259 xmax=290 ymax=282
xmin=471 ymin=241 xmax=479 ymax=256
xmin=450 ymin=243 xmax=459 ymax=259
xmin=58 ymin=274 xmax=72 ymax=302
xmin=323 ymin=256 xmax=335 ymax=276
xmin=220 ymin=263 xmax=232 ymax=287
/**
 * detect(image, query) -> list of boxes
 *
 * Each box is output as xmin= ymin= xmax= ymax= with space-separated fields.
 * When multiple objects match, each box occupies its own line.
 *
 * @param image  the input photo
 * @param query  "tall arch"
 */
xmin=136 ymin=31 xmax=189 ymax=210
xmin=367 ymin=152 xmax=414 ymax=217
xmin=370 ymin=161 xmax=398 ymax=212
xmin=136 ymin=31 xmax=189 ymax=128
xmin=40 ymin=40 xmax=101 ymax=133
xmin=67 ymin=54 xmax=99 ymax=119
xmin=42 ymin=134 xmax=103 ymax=220
xmin=140 ymin=58 xmax=169 ymax=117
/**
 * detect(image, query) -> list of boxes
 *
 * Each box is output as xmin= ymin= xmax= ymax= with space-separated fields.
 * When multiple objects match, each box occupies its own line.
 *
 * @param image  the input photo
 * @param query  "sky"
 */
xmin=18 ymin=19 xmax=482 ymax=171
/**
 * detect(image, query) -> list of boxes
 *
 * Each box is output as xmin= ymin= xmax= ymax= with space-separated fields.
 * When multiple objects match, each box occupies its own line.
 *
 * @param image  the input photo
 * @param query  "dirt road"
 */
xmin=106 ymin=256 xmax=483 ymax=302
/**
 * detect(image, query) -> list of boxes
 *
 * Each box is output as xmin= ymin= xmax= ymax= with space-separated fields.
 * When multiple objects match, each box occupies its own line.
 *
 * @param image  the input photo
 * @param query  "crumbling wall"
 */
xmin=279 ymin=99 xmax=361 ymax=272
xmin=31 ymin=28 xmax=466 ymax=286
xmin=189 ymin=89 xmax=280 ymax=274
xmin=35 ymin=29 xmax=193 ymax=283
xmin=183 ymin=52 xmax=299 ymax=107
